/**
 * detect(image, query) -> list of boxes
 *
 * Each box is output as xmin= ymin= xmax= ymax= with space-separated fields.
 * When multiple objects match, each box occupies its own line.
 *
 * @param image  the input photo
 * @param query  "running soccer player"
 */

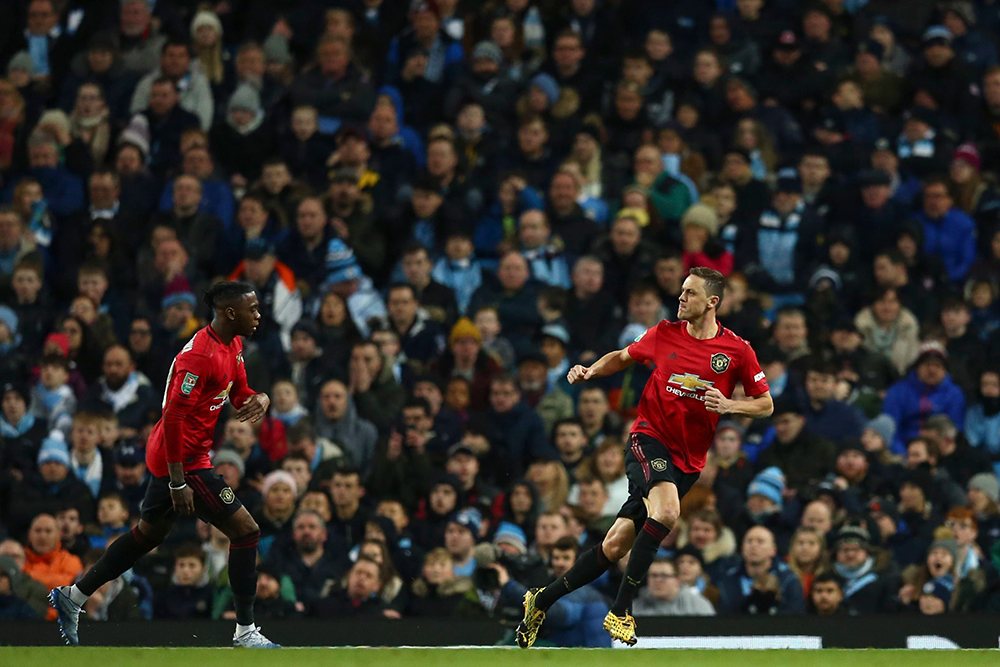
xmin=517 ymin=267 xmax=773 ymax=647
xmin=49 ymin=282 xmax=279 ymax=648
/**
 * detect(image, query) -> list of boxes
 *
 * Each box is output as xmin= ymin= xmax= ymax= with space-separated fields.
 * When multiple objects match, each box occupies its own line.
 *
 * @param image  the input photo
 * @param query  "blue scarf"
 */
xmin=0 ymin=412 xmax=35 ymax=438
xmin=273 ymin=405 xmax=308 ymax=427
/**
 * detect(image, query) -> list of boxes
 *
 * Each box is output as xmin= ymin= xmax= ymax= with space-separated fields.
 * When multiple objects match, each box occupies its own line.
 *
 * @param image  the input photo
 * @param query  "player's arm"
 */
xmin=231 ymin=346 xmax=269 ymax=423
xmin=567 ymin=347 xmax=636 ymax=384
xmin=705 ymin=389 xmax=774 ymax=418
xmin=161 ymin=359 xmax=206 ymax=514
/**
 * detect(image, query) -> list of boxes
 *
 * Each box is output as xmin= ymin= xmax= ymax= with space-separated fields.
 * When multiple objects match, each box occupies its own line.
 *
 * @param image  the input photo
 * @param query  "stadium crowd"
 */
xmin=3 ymin=0 xmax=1000 ymax=644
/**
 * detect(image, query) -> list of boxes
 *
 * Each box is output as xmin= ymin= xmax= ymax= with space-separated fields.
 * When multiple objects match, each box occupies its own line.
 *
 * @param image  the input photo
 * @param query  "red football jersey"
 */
xmin=627 ymin=320 xmax=769 ymax=473
xmin=146 ymin=326 xmax=255 ymax=477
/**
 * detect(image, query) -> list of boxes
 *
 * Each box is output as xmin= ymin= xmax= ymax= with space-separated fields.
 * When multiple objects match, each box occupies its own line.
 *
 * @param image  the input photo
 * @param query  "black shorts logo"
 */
xmin=711 ymin=353 xmax=731 ymax=373
xmin=651 ymin=458 xmax=668 ymax=472
xmin=220 ymin=487 xmax=235 ymax=504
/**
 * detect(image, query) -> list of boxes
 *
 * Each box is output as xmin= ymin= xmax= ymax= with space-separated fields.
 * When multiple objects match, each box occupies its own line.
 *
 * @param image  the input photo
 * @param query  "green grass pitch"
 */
xmin=1 ymin=647 xmax=998 ymax=666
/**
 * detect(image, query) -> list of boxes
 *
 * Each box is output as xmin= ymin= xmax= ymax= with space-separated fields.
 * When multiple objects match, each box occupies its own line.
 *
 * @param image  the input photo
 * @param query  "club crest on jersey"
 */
xmin=710 ymin=353 xmax=731 ymax=373
xmin=667 ymin=373 xmax=714 ymax=392
xmin=180 ymin=373 xmax=198 ymax=395
xmin=220 ymin=487 xmax=235 ymax=504
xmin=651 ymin=458 xmax=668 ymax=472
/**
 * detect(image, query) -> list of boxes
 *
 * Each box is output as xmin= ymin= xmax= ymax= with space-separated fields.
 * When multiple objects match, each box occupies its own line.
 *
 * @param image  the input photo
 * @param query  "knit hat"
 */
xmin=858 ymin=168 xmax=892 ymax=187
xmin=775 ymin=170 xmax=802 ymax=194
xmin=190 ymin=10 xmax=223 ymax=38
xmin=161 ymin=283 xmax=197 ymax=311
xmin=922 ymin=25 xmax=953 ymax=46
xmin=968 ymin=472 xmax=1000 ymax=504
xmin=471 ymin=41 xmax=502 ymax=64
xmin=291 ymin=319 xmax=320 ymax=342
xmin=0 ymin=305 xmax=18 ymax=337
xmin=680 ymin=203 xmax=719 ymax=236
xmin=245 ymin=237 xmax=276 ymax=261
xmin=448 ymin=506 xmax=483 ymax=537
xmin=539 ymin=323 xmax=570 ymax=346
xmin=118 ymin=114 xmax=151 ymax=159
xmin=493 ymin=521 xmax=527 ymax=555
xmin=263 ymin=34 xmax=292 ymax=65
xmin=929 ymin=537 xmax=959 ymax=564
xmin=856 ymin=39 xmax=884 ymax=61
xmin=37 ymin=110 xmax=71 ymax=141
xmin=864 ymin=415 xmax=896 ymax=448
xmin=915 ymin=340 xmax=948 ymax=367
xmin=902 ymin=466 xmax=935 ymax=501
xmin=941 ymin=1 xmax=976 ymax=26
xmin=262 ymin=470 xmax=298 ymax=499
xmin=324 ymin=239 xmax=362 ymax=285
xmin=674 ymin=543 xmax=705 ymax=568
xmin=7 ymin=51 xmax=33 ymax=74
xmin=410 ymin=0 xmax=441 ymax=18
xmin=921 ymin=575 xmax=954 ymax=607
xmin=44 ymin=332 xmax=70 ymax=357
xmin=529 ymin=73 xmax=560 ymax=106
xmin=616 ymin=207 xmax=650 ymax=228
xmin=747 ymin=466 xmax=785 ymax=507
xmin=2 ymin=382 xmax=29 ymax=407
xmin=808 ymin=266 xmax=842 ymax=292
xmin=834 ymin=524 xmax=871 ymax=552
xmin=228 ymin=83 xmax=261 ymax=114
xmin=868 ymin=495 xmax=899 ymax=523
xmin=449 ymin=317 xmax=482 ymax=345
xmin=38 ymin=432 xmax=70 ymax=467
xmin=953 ymin=143 xmax=981 ymax=172
xmin=213 ymin=448 xmax=246 ymax=477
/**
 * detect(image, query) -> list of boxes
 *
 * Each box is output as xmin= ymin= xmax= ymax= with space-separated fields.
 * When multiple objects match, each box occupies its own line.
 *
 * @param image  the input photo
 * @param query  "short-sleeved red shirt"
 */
xmin=146 ymin=326 xmax=255 ymax=477
xmin=627 ymin=319 xmax=769 ymax=473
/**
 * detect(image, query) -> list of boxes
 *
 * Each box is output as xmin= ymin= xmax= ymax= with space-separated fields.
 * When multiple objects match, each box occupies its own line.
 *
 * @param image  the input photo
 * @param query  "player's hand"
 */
xmin=704 ymin=388 xmax=731 ymax=414
xmin=567 ymin=364 xmax=592 ymax=385
xmin=170 ymin=483 xmax=195 ymax=515
xmin=237 ymin=393 xmax=270 ymax=423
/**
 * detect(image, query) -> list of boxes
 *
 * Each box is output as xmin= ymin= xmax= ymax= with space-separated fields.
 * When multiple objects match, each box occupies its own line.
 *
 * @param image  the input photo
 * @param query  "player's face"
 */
xmin=229 ymin=292 xmax=261 ymax=338
xmin=677 ymin=275 xmax=715 ymax=321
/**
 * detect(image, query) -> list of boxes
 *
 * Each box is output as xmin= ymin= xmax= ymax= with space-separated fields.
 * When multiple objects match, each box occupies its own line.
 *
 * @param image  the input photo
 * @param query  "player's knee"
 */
xmin=648 ymin=506 xmax=680 ymax=529
xmin=602 ymin=533 xmax=630 ymax=562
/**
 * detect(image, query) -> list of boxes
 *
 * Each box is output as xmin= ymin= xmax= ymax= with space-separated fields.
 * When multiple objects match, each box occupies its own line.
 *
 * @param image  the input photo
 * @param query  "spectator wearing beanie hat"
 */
xmin=680 ymin=203 xmax=733 ymax=275
xmin=322 ymin=239 xmax=387 ymax=338
xmin=209 ymin=83 xmax=275 ymax=183
xmin=966 ymin=472 xmax=1000 ymax=556
xmin=0 ymin=382 xmax=48 ymax=470
xmin=831 ymin=523 xmax=895 ymax=613
xmin=430 ymin=317 xmax=500 ymax=412
xmin=756 ymin=399 xmax=838 ymax=498
xmin=949 ymin=142 xmax=1000 ymax=223
xmin=7 ymin=433 xmax=93 ymax=535
xmin=733 ymin=466 xmax=795 ymax=554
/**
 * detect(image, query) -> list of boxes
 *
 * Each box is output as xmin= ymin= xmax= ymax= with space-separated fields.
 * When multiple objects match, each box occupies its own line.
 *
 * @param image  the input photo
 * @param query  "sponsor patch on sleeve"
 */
xmin=633 ymin=330 xmax=645 ymax=343
xmin=754 ymin=371 xmax=766 ymax=383
xmin=181 ymin=372 xmax=199 ymax=396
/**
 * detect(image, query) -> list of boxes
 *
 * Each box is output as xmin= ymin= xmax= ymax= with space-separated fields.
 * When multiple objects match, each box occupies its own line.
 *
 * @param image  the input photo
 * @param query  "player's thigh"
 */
xmin=602 ymin=517 xmax=638 ymax=561
xmin=212 ymin=505 xmax=259 ymax=540
xmin=646 ymin=481 xmax=681 ymax=526
xmin=187 ymin=468 xmax=248 ymax=534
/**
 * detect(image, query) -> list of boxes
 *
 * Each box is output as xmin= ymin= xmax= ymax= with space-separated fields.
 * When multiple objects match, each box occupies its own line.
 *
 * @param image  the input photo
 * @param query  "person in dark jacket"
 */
xmin=0 ymin=382 xmax=47 ymax=475
xmin=480 ymin=376 xmax=556 ymax=486
xmin=251 ymin=565 xmax=302 ymax=620
xmin=802 ymin=359 xmax=867 ymax=442
xmin=909 ymin=176 xmax=976 ymax=284
xmin=267 ymin=510 xmax=344 ymax=606
xmin=153 ymin=544 xmax=213 ymax=619
xmin=410 ymin=474 xmax=462 ymax=551
xmin=80 ymin=345 xmax=156 ymax=434
xmin=136 ymin=78 xmax=201 ymax=177
xmin=405 ymin=547 xmax=478 ymax=617
xmin=919 ymin=414 xmax=992 ymax=488
xmin=757 ymin=399 xmax=838 ymax=495
xmin=7 ymin=436 xmax=94 ymax=535
xmin=291 ymin=37 xmax=376 ymax=129
xmin=830 ymin=524 xmax=897 ymax=613
xmin=208 ymin=84 xmax=275 ymax=184
xmin=310 ymin=555 xmax=391 ymax=617
xmin=716 ymin=526 xmax=805 ymax=615
xmin=467 ymin=253 xmax=542 ymax=356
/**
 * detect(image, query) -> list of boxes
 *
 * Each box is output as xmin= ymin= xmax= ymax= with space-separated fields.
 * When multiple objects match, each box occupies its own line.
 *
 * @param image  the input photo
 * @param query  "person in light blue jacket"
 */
xmin=965 ymin=369 xmax=1000 ymax=476
xmin=432 ymin=229 xmax=482 ymax=315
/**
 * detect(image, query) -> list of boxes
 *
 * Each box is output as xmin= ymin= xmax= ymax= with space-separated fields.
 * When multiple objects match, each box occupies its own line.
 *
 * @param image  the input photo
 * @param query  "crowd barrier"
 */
xmin=2 ymin=615 xmax=999 ymax=648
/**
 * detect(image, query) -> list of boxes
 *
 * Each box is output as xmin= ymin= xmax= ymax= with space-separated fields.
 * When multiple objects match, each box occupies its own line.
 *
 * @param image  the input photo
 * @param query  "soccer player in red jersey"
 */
xmin=49 ymin=282 xmax=280 ymax=648
xmin=517 ymin=267 xmax=773 ymax=647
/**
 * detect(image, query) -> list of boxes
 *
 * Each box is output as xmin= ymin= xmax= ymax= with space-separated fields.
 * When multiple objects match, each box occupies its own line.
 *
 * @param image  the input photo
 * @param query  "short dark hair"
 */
xmin=812 ymin=571 xmax=843 ymax=589
xmin=387 ymin=282 xmax=417 ymax=300
xmin=173 ymin=543 xmax=206 ymax=564
xmin=203 ymin=281 xmax=254 ymax=310
xmin=331 ymin=467 xmax=362 ymax=484
xmin=162 ymin=39 xmax=191 ymax=56
xmin=689 ymin=267 xmax=725 ymax=307
xmin=806 ymin=357 xmax=838 ymax=378
xmin=552 ymin=417 xmax=585 ymax=435
xmin=552 ymin=536 xmax=581 ymax=555
xmin=286 ymin=421 xmax=316 ymax=445
xmin=151 ymin=76 xmax=177 ymax=90
xmin=403 ymin=397 xmax=431 ymax=416
xmin=401 ymin=243 xmax=431 ymax=260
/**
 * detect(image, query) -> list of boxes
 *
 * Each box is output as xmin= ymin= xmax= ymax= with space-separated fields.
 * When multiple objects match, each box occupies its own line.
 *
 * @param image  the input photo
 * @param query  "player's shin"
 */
xmin=534 ymin=543 xmax=613 ymax=611
xmin=229 ymin=530 xmax=260 ymax=631
xmin=610 ymin=518 xmax=669 ymax=616
xmin=76 ymin=526 xmax=160 ymax=598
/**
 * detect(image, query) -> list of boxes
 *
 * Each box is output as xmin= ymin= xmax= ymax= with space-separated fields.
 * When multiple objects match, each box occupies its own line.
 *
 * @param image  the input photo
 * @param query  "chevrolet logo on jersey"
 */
xmin=214 ymin=382 xmax=233 ymax=401
xmin=667 ymin=373 xmax=714 ymax=392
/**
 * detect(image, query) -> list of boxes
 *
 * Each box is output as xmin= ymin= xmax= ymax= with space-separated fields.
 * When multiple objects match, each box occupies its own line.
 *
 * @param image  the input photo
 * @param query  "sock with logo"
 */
xmin=76 ymin=526 xmax=160 ymax=596
xmin=535 ymin=543 xmax=613 ymax=611
xmin=610 ymin=518 xmax=669 ymax=616
xmin=229 ymin=531 xmax=260 ymax=626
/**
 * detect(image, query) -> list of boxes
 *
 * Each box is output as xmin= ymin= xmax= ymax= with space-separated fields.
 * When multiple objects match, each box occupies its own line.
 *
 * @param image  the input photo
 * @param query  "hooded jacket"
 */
xmin=881 ymin=371 xmax=966 ymax=454
xmin=314 ymin=395 xmax=378 ymax=476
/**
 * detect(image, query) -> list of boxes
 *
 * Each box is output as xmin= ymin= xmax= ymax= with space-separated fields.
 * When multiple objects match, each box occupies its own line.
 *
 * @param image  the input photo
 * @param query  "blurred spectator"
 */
xmin=633 ymin=557 xmax=715 ymax=616
xmin=716 ymin=526 xmax=805 ymax=615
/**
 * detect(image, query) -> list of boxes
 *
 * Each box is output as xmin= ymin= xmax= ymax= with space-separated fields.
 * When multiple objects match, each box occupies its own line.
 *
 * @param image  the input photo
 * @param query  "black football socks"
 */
xmin=610 ymin=518 xmax=668 ymax=616
xmin=535 ymin=543 xmax=613 ymax=611
xmin=77 ymin=526 xmax=159 ymax=596
xmin=228 ymin=531 xmax=260 ymax=625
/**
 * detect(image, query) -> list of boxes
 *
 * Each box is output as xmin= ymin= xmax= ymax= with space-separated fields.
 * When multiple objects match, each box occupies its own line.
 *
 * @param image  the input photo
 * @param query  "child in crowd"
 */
xmin=271 ymin=379 xmax=309 ymax=427
xmin=30 ymin=354 xmax=77 ymax=437
xmin=473 ymin=306 xmax=515 ymax=370
xmin=432 ymin=230 xmax=482 ymax=315
xmin=89 ymin=493 xmax=131 ymax=549
xmin=154 ymin=545 xmax=213 ymax=620
xmin=68 ymin=412 xmax=110 ymax=498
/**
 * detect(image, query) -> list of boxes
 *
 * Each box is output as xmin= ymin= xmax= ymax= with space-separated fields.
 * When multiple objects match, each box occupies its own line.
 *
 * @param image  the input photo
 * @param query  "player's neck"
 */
xmin=685 ymin=314 xmax=719 ymax=340
xmin=209 ymin=319 xmax=237 ymax=345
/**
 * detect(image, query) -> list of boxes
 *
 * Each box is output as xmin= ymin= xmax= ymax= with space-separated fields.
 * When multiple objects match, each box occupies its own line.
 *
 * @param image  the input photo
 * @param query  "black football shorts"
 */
xmin=617 ymin=432 xmax=700 ymax=533
xmin=140 ymin=467 xmax=243 ymax=526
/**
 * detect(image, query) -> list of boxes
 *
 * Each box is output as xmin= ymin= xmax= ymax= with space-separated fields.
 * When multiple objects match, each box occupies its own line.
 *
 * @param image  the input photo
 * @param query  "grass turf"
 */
xmin=1 ymin=648 xmax=998 ymax=666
